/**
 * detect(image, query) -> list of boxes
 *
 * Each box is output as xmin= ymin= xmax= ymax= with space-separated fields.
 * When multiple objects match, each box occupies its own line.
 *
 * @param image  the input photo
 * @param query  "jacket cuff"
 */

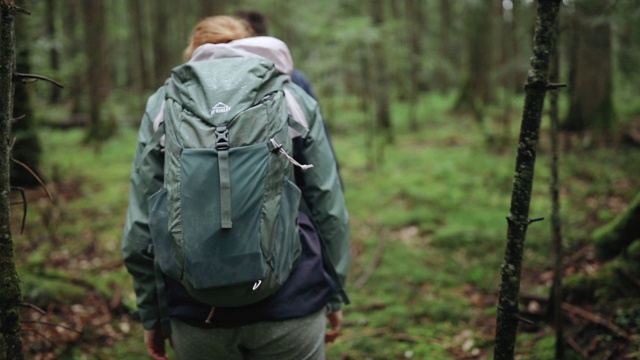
xmin=133 ymin=308 xmax=161 ymax=330
xmin=326 ymin=300 xmax=342 ymax=314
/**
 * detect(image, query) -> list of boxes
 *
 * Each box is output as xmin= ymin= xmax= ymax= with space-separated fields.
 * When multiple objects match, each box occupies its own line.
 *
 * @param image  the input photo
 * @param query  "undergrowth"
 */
xmin=9 ymin=92 xmax=640 ymax=359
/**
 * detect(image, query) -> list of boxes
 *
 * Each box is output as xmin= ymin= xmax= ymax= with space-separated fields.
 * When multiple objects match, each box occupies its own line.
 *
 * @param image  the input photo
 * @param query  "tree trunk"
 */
xmin=435 ymin=0 xmax=453 ymax=91
xmin=130 ymin=0 xmax=150 ymax=91
xmin=10 ymin=7 xmax=42 ymax=188
xmin=369 ymin=0 xmax=393 ymax=145
xmin=152 ymin=0 xmax=171 ymax=87
xmin=405 ymin=0 xmax=422 ymax=131
xmin=45 ymin=0 xmax=60 ymax=103
xmin=0 ymin=1 xmax=25 ymax=358
xmin=199 ymin=0 xmax=224 ymax=17
xmin=548 ymin=13 xmax=565 ymax=359
xmin=81 ymin=0 xmax=113 ymax=143
xmin=564 ymin=0 xmax=615 ymax=134
xmin=494 ymin=1 xmax=562 ymax=359
xmin=62 ymin=0 xmax=83 ymax=117
xmin=455 ymin=0 xmax=494 ymax=113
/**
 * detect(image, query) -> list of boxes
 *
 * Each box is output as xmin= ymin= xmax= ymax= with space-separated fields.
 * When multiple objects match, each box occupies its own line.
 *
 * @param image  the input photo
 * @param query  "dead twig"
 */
xmin=14 ymin=72 xmax=64 ymax=88
xmin=11 ymin=157 xmax=55 ymax=203
xmin=561 ymin=302 xmax=630 ymax=339
xmin=20 ymin=302 xmax=46 ymax=315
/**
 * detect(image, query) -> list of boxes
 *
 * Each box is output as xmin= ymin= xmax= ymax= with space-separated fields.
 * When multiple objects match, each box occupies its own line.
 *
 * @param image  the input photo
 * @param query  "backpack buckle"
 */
xmin=215 ymin=126 xmax=229 ymax=150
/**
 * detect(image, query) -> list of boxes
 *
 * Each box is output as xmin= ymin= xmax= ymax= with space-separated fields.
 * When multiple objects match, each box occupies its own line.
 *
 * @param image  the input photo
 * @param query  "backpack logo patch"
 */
xmin=211 ymin=102 xmax=231 ymax=115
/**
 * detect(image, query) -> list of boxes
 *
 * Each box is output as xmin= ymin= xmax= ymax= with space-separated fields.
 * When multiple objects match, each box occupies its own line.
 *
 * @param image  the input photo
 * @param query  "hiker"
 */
xmin=122 ymin=15 xmax=350 ymax=360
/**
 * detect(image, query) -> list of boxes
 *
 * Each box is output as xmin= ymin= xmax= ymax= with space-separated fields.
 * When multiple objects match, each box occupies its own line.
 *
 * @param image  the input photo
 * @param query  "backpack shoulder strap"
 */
xmin=135 ymin=122 xmax=165 ymax=174
xmin=283 ymin=87 xmax=309 ymax=138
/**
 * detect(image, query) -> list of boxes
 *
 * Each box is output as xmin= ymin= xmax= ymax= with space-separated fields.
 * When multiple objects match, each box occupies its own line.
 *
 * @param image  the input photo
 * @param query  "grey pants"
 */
xmin=170 ymin=310 xmax=326 ymax=360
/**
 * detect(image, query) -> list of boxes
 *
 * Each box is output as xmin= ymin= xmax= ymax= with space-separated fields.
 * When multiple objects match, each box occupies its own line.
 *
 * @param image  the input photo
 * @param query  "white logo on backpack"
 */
xmin=211 ymin=102 xmax=231 ymax=115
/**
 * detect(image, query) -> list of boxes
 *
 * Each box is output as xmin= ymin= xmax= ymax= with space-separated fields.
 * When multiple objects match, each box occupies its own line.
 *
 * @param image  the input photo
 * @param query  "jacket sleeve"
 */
xmin=121 ymin=88 xmax=166 ymax=330
xmin=287 ymin=84 xmax=350 ymax=311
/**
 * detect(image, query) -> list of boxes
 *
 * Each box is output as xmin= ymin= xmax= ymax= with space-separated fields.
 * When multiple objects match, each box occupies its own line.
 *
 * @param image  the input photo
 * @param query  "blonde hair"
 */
xmin=183 ymin=16 xmax=254 ymax=61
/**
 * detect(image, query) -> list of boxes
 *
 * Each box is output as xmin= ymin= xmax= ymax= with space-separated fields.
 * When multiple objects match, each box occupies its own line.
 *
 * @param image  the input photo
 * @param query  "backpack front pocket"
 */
xmin=180 ymin=144 xmax=269 ymax=289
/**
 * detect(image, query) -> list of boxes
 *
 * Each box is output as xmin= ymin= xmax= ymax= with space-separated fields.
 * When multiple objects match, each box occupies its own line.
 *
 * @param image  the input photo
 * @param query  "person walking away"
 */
xmin=122 ymin=15 xmax=350 ymax=360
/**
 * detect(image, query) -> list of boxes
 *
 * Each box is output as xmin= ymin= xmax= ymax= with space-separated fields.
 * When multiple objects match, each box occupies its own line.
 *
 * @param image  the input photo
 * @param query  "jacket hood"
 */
xmin=190 ymin=36 xmax=294 ymax=75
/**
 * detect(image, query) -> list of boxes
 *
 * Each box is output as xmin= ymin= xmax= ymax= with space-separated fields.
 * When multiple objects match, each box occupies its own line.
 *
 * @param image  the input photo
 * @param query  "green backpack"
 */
xmin=146 ymin=56 xmax=310 ymax=307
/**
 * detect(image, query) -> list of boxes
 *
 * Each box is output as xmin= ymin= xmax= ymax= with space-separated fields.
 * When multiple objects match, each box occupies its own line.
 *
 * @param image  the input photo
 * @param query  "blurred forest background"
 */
xmin=4 ymin=0 xmax=640 ymax=359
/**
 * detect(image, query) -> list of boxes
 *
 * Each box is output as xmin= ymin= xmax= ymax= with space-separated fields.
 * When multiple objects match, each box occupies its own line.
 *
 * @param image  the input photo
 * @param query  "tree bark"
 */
xmin=81 ymin=0 xmax=112 ymax=142
xmin=0 ymin=1 xmax=25 ymax=358
xmin=494 ymin=1 xmax=562 ymax=359
xmin=564 ymin=0 xmax=615 ymax=134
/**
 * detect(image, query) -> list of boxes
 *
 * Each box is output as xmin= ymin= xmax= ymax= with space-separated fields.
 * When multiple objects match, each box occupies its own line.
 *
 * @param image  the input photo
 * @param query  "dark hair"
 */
xmin=235 ymin=10 xmax=269 ymax=36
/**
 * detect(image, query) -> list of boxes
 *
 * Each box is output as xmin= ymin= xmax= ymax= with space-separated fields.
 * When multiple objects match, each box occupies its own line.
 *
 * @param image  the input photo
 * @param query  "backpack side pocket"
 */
xmin=149 ymin=187 xmax=181 ymax=281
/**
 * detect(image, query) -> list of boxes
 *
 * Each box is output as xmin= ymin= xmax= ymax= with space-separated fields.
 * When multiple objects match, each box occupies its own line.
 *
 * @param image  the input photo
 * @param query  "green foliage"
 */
xmin=11 ymin=87 xmax=640 ymax=358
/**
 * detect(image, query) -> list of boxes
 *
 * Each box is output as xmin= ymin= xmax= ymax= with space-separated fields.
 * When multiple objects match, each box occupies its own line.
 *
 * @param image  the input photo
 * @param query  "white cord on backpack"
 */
xmin=269 ymin=139 xmax=314 ymax=171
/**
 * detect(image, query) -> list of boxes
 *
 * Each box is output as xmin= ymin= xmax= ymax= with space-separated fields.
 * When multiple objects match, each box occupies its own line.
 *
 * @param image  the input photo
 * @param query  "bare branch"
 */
xmin=10 ymin=114 xmax=25 ymax=123
xmin=11 ymin=158 xmax=55 ymax=203
xmin=14 ymin=72 xmax=64 ymax=88
xmin=528 ymin=217 xmax=545 ymax=225
xmin=561 ymin=302 xmax=630 ymax=339
xmin=20 ymin=302 xmax=46 ymax=315
xmin=546 ymin=83 xmax=567 ymax=90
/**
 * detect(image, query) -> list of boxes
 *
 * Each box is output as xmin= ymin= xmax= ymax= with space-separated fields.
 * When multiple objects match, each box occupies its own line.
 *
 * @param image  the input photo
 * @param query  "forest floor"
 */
xmin=9 ymin=96 xmax=640 ymax=359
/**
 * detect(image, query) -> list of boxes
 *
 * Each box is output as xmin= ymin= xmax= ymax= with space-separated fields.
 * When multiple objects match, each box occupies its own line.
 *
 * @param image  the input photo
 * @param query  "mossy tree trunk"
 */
xmin=0 ymin=1 xmax=25 ymax=359
xmin=494 ymin=1 xmax=561 ymax=359
xmin=593 ymin=192 xmax=640 ymax=261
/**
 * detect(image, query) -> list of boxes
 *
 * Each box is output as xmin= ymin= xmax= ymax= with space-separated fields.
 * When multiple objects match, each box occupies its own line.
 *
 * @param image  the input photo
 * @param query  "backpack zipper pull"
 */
xmin=269 ymin=139 xmax=314 ymax=170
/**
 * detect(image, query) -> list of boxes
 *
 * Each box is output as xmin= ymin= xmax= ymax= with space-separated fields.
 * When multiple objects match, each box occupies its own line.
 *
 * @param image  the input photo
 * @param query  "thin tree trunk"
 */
xmin=436 ymin=0 xmax=452 ymax=90
xmin=494 ymin=1 xmax=562 ymax=359
xmin=0 ymin=1 xmax=25 ymax=358
xmin=369 ymin=0 xmax=393 ymax=145
xmin=199 ymin=0 xmax=223 ymax=17
xmin=45 ymin=0 xmax=60 ymax=103
xmin=548 ymin=12 xmax=565 ymax=359
xmin=81 ymin=0 xmax=112 ymax=142
xmin=62 ymin=0 xmax=83 ymax=117
xmin=131 ymin=0 xmax=150 ymax=91
xmin=152 ymin=0 xmax=171 ymax=87
xmin=405 ymin=0 xmax=422 ymax=131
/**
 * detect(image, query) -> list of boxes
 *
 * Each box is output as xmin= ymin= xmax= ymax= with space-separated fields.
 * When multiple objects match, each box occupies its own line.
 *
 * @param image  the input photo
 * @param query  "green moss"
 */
xmin=593 ymin=192 xmax=640 ymax=260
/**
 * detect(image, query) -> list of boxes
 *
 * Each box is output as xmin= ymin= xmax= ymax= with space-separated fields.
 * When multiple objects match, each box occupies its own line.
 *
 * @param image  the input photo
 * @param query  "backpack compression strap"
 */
xmin=215 ymin=125 xmax=233 ymax=229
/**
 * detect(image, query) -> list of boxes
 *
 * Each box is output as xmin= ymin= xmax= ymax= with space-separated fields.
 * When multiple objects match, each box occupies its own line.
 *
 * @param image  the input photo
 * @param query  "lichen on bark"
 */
xmin=494 ymin=1 xmax=562 ymax=359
